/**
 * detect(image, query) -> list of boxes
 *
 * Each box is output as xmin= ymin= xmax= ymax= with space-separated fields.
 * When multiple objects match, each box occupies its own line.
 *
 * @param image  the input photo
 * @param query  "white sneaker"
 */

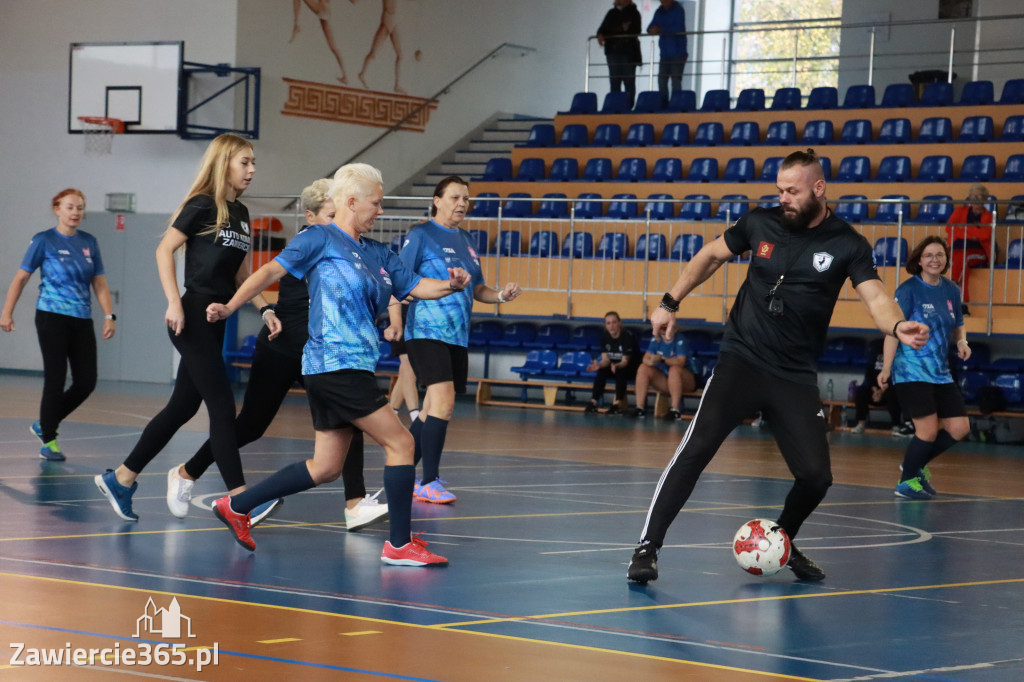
xmin=345 ymin=490 xmax=389 ymax=532
xmin=850 ymin=422 xmax=866 ymax=433
xmin=166 ymin=465 xmax=194 ymax=519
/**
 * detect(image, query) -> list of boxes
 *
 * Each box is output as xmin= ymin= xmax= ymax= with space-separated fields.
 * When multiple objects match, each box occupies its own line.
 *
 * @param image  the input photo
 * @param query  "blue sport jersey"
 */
xmin=274 ymin=224 xmax=421 ymax=375
xmin=645 ymin=335 xmax=696 ymax=373
xmin=892 ymin=275 xmax=963 ymax=385
xmin=400 ymin=220 xmax=485 ymax=347
xmin=20 ymin=228 xmax=105 ymax=319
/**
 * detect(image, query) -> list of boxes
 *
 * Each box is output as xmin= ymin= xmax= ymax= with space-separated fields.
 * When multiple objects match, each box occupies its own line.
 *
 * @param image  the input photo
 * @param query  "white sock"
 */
xmin=409 ymin=409 xmax=420 ymax=421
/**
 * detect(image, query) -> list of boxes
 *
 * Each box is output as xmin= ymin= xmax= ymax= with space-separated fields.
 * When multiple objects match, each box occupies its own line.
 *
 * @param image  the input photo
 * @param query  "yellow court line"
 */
xmin=435 ymin=576 xmax=1024 ymax=627
xmin=0 ymin=571 xmax=811 ymax=680
xmin=257 ymin=638 xmax=302 ymax=644
xmin=340 ymin=631 xmax=382 ymax=636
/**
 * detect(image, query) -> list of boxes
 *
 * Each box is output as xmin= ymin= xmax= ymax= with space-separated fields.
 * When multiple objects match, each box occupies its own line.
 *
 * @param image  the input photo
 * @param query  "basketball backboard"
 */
xmin=68 ymin=41 xmax=183 ymax=134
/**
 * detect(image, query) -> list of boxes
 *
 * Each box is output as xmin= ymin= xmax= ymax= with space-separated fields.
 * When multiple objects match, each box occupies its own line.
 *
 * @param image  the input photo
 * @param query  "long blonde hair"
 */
xmin=170 ymin=133 xmax=254 ymax=237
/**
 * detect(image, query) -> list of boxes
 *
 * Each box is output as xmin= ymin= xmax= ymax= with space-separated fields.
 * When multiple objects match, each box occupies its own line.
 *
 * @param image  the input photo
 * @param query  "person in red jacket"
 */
xmin=944 ymin=184 xmax=993 ymax=314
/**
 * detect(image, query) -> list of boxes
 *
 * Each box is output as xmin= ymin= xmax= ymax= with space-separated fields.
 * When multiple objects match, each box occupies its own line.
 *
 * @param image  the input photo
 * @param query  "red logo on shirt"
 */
xmin=756 ymin=241 xmax=774 ymax=258
xmin=82 ymin=248 xmax=91 ymax=257
xmin=468 ymin=247 xmax=478 ymax=259
xmin=380 ymin=267 xmax=387 ymax=275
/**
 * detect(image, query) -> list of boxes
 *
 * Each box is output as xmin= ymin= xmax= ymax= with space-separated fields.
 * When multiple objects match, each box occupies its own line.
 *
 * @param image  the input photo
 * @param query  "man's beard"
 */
xmin=781 ymin=197 xmax=823 ymax=229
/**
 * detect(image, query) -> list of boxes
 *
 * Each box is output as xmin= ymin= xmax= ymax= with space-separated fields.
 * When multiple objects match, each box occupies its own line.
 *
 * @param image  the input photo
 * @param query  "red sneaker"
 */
xmin=381 ymin=534 xmax=448 ymax=567
xmin=213 ymin=496 xmax=255 ymax=551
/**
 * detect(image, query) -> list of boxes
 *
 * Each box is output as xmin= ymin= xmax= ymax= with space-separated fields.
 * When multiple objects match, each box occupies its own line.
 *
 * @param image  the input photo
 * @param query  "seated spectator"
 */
xmin=945 ymin=183 xmax=993 ymax=315
xmin=584 ymin=311 xmax=641 ymax=415
xmin=848 ymin=338 xmax=911 ymax=436
xmin=628 ymin=326 xmax=697 ymax=420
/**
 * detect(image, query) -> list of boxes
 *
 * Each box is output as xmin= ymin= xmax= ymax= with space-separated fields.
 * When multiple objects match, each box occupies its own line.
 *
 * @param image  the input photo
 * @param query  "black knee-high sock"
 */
xmin=419 ymin=416 xmax=449 ymax=484
xmin=384 ymin=464 xmax=414 ymax=547
xmin=409 ymin=417 xmax=424 ymax=467
xmin=900 ymin=437 xmax=935 ymax=482
xmin=923 ymin=429 xmax=958 ymax=465
xmin=230 ymin=461 xmax=315 ymax=514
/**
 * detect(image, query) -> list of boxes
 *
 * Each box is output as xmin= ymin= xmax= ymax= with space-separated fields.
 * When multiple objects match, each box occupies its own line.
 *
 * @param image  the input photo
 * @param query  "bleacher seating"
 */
xmin=511 ymin=349 xmax=558 ymax=379
xmin=919 ymin=81 xmax=954 ymax=107
xmin=590 ymin=123 xmax=621 ymax=147
xmin=601 ymin=91 xmax=631 ymax=114
xmin=917 ymin=155 xmax=953 ymax=182
xmin=1003 ymin=156 xmax=1024 ymax=182
xmin=1001 ymin=115 xmax=1024 ymax=141
xmin=959 ymin=80 xmax=995 ymax=106
xmin=560 ymin=91 xmax=597 ymax=115
xmin=760 ymin=156 xmax=783 ymax=181
xmin=635 ymin=232 xmax=669 ymax=259
xmin=839 ymin=119 xmax=872 ymax=145
xmin=670 ymin=234 xmax=704 ymax=261
xmin=918 ymin=117 xmax=953 ymax=143
xmin=625 ymin=123 xmax=654 ymax=146
xmin=1004 ymin=239 xmax=1024 ymax=267
xmin=1000 ymin=78 xmax=1024 ymax=104
xmin=715 ymin=195 xmax=750 ymax=221
xmin=566 ymin=325 xmax=604 ymax=351
xmin=958 ymin=115 xmax=994 ymax=143
xmin=684 ymin=158 xmax=717 ymax=182
xmin=558 ymin=124 xmax=588 ymax=147
xmin=842 ymin=84 xmax=875 ymax=109
xmin=470 ymin=192 xmax=499 ymax=217
xmin=615 ymin=158 xmax=647 ymax=182
xmin=659 ymin=122 xmax=690 ymax=146
xmin=632 ymin=91 xmax=663 ymax=114
xmin=911 ymin=195 xmax=953 ymax=223
xmin=480 ymin=158 xmax=512 ymax=181
xmin=875 ymin=155 xmax=911 ymax=183
xmin=880 ymin=83 xmax=915 ymax=108
xmin=667 ymin=89 xmax=697 ymax=113
xmin=835 ymin=195 xmax=868 ymax=223
xmin=758 ymin=194 xmax=779 ymax=208
xmin=528 ymin=230 xmax=560 ymax=256
xmin=728 ymin=121 xmax=760 ymax=146
xmin=764 ymin=120 xmax=797 ymax=145
xmin=606 ymin=194 xmax=639 ymax=219
xmin=679 ymin=195 xmax=712 ymax=220
xmin=802 ymin=120 xmax=834 ymax=145
xmin=874 ymin=237 xmax=908 ymax=266
xmin=548 ymin=157 xmax=579 ymax=182
xmin=806 ymin=86 xmax=839 ymax=110
xmin=735 ymin=88 xmax=766 ymax=111
xmin=516 ymin=157 xmax=545 ymax=181
xmin=877 ymin=118 xmax=911 ymax=144
xmin=770 ymin=87 xmax=802 ymax=111
xmin=700 ymin=89 xmax=731 ymax=112
xmin=693 ymin=121 xmax=724 ymax=146
xmin=959 ymin=154 xmax=996 ymax=182
xmin=469 ymin=320 xmax=504 ymax=346
xmin=525 ymin=323 xmax=572 ymax=349
xmin=501 ymin=195 xmax=532 ymax=219
xmin=721 ymin=157 xmax=755 ymax=183
xmin=644 ymin=194 xmax=675 ymax=220
xmin=490 ymin=322 xmax=539 ymax=348
xmin=595 ymin=232 xmax=630 ymax=258
xmin=581 ymin=157 xmax=612 ymax=182
xmin=560 ymin=232 xmax=594 ymax=258
xmin=874 ymin=195 xmax=911 ymax=223
xmin=650 ymin=157 xmax=683 ymax=182
xmin=573 ymin=193 xmax=603 ymax=219
xmin=466 ymin=229 xmax=489 ymax=254
xmin=521 ymin=123 xmax=554 ymax=147
xmin=836 ymin=156 xmax=870 ymax=182
xmin=536 ymin=194 xmax=568 ymax=219
xmin=493 ymin=229 xmax=522 ymax=255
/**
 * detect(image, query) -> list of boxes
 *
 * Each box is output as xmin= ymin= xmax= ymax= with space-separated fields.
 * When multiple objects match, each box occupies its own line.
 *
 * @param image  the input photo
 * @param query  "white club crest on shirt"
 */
xmin=812 ymin=252 xmax=834 ymax=272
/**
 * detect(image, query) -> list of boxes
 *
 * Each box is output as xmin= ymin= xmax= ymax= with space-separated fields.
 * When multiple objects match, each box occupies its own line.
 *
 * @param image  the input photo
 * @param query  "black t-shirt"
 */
xmin=257 ymin=227 xmax=310 ymax=360
xmin=173 ymin=195 xmax=250 ymax=301
xmin=720 ymin=206 xmax=879 ymax=385
xmin=601 ymin=328 xmax=641 ymax=365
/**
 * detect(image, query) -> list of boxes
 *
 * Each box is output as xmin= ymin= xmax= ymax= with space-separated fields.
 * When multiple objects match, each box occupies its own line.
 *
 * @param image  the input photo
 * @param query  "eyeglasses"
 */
xmin=921 ymin=253 xmax=947 ymax=260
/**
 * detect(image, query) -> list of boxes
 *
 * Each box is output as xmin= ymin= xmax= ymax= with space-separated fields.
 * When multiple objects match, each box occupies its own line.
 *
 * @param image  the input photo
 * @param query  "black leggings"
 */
xmin=182 ymin=342 xmax=368 ymax=500
xmin=122 ymin=292 xmax=244 ymax=489
xmin=34 ymin=310 xmax=97 ymax=443
xmin=640 ymin=353 xmax=832 ymax=546
xmin=853 ymin=382 xmax=901 ymax=425
xmin=590 ymin=363 xmax=638 ymax=402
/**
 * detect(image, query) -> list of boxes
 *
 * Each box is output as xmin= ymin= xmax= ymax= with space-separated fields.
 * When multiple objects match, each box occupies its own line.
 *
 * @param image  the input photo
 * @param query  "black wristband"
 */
xmin=259 ymin=305 xmax=275 ymax=316
xmin=659 ymin=292 xmax=680 ymax=313
xmin=891 ymin=320 xmax=904 ymax=337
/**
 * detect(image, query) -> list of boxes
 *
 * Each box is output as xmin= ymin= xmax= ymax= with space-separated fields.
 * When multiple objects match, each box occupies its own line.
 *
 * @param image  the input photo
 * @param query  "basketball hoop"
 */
xmin=78 ymin=116 xmax=124 ymax=155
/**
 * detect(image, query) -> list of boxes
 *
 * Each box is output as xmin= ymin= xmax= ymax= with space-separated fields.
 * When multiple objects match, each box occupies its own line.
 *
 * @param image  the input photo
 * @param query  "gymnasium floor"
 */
xmin=1 ymin=372 xmax=1023 ymax=681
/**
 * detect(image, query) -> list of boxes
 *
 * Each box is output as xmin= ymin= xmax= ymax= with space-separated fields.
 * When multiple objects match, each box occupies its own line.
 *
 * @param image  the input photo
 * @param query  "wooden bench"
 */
xmin=476 ymin=377 xmax=697 ymax=415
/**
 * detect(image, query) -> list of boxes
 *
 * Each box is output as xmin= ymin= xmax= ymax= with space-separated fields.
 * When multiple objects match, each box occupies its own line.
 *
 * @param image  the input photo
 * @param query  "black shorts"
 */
xmin=406 ymin=339 xmax=469 ymax=393
xmin=304 ymin=369 xmax=388 ymax=430
xmin=894 ymin=381 xmax=967 ymax=420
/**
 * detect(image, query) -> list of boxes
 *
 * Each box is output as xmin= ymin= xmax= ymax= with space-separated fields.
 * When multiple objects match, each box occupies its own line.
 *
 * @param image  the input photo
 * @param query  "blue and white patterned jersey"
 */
xmin=20 ymin=228 xmax=105 ymax=319
xmin=892 ymin=275 xmax=963 ymax=385
xmin=645 ymin=335 xmax=696 ymax=372
xmin=400 ymin=220 xmax=485 ymax=347
xmin=274 ymin=224 xmax=421 ymax=375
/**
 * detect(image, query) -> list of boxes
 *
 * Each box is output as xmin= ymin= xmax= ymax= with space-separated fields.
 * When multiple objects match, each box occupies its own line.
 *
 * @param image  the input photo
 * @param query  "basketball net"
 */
xmin=79 ymin=116 xmax=124 ymax=155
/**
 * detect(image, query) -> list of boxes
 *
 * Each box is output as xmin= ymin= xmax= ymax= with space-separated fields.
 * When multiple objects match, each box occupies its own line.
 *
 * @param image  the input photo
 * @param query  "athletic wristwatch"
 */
xmin=105 ymin=313 xmax=117 ymax=321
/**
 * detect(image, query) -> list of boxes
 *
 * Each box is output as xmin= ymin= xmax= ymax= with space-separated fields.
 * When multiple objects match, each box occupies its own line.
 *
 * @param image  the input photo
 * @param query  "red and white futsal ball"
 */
xmin=732 ymin=519 xmax=791 ymax=576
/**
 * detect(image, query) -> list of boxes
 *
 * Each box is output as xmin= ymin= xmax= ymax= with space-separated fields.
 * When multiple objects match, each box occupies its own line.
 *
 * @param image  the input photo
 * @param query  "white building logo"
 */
xmin=134 ymin=597 xmax=196 ymax=639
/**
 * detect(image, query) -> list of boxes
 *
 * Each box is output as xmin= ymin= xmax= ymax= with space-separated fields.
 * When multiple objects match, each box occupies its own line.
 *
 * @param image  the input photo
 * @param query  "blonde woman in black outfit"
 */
xmin=96 ymin=133 xmax=276 ymax=521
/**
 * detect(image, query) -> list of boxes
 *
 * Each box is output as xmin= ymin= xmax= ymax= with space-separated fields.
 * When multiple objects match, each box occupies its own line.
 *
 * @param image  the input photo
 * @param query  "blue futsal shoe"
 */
xmin=95 ymin=469 xmax=139 ymax=521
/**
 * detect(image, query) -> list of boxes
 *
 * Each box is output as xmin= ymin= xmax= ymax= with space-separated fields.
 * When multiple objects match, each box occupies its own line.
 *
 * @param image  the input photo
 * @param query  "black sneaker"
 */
xmin=787 ymin=545 xmax=825 ymax=582
xmin=583 ymin=402 xmax=599 ymax=415
xmin=627 ymin=542 xmax=659 ymax=583
xmin=627 ymin=407 xmax=646 ymax=418
xmin=663 ymin=409 xmax=681 ymax=421
xmin=605 ymin=403 xmax=622 ymax=415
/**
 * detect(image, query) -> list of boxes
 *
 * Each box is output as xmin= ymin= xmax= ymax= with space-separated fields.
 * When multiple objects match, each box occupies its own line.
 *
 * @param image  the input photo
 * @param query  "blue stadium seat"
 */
xmin=466 ymin=229 xmax=489 ymax=254
xmin=528 ymin=230 xmax=560 ymax=256
xmin=388 ymin=234 xmax=403 ymax=254
xmin=510 ymin=349 xmax=558 ymax=379
xmin=606 ymin=194 xmax=639 ymax=220
xmin=919 ymin=81 xmax=953 ymax=107
xmin=546 ymin=351 xmax=596 ymax=380
xmin=501 ymin=195 xmax=532 ymax=219
xmin=1003 ymin=155 xmax=1024 ymax=182
xmin=806 ymin=86 xmax=839 ymax=110
xmin=693 ymin=121 xmax=724 ymax=146
xmin=957 ymin=371 xmax=989 ymax=402
xmin=700 ymin=89 xmax=731 ymax=112
xmin=770 ymin=87 xmax=802 ymax=111
xmin=999 ymin=78 xmax=1024 ymax=104
xmin=1001 ymin=115 xmax=1024 ymax=141
xmin=802 ymin=119 xmax=834 ymax=145
xmin=735 ymin=88 xmax=766 ymax=111
xmin=917 ymin=155 xmax=953 ymax=182
xmin=658 ymin=122 xmax=690 ymax=146
xmin=917 ymin=117 xmax=953 ymax=143
xmin=839 ymin=119 xmax=872 ymax=144
xmin=669 ymin=233 xmax=704 ymax=261
xmin=524 ymin=324 xmax=573 ymax=350
xmin=760 ymin=156 xmax=783 ymax=181
xmin=959 ymin=155 xmax=996 ymax=182
xmin=643 ymin=193 xmax=675 ymax=220
xmin=880 ymin=83 xmax=916 ymax=108
xmin=874 ymin=195 xmax=911 ymax=223
xmin=516 ymin=157 xmax=545 ymax=181
xmin=520 ymin=123 xmax=555 ymax=148
xmin=877 ymin=118 xmax=911 ymax=144
xmin=873 ymin=237 xmax=908 ymax=266
xmin=764 ymin=120 xmax=796 ymax=146
xmin=875 ymin=156 xmax=911 ymax=182
xmin=911 ymin=195 xmax=953 ymax=223
xmin=820 ymin=336 xmax=866 ymax=366
xmin=615 ymin=158 xmax=647 ymax=182
xmin=842 ymin=84 xmax=876 ymax=109
xmin=625 ymin=123 xmax=655 ymax=147
xmin=601 ymin=91 xmax=631 ymax=114
xmin=679 ymin=195 xmax=712 ymax=221
xmin=634 ymin=233 xmax=669 ymax=259
xmin=728 ymin=121 xmax=760 ymax=146
xmin=721 ymin=157 xmax=755 ymax=183
xmin=469 ymin=320 xmax=504 ymax=346
xmin=560 ymin=233 xmax=594 ymax=259
xmin=684 ymin=158 xmax=717 ymax=182
xmin=565 ymin=325 xmax=604 ymax=351
xmin=958 ymin=115 xmax=994 ymax=143
xmin=667 ymin=89 xmax=697 ymax=113
xmin=1005 ymin=199 xmax=1024 ymax=225
xmin=650 ymin=157 xmax=683 ymax=182
xmin=715 ymin=195 xmax=750 ymax=221
xmin=573 ymin=193 xmax=603 ymax=219
xmin=469 ymin=192 xmax=500 ymax=217
xmin=492 ymin=229 xmax=522 ymax=255
xmin=632 ymin=90 xmax=664 ymax=114
xmin=535 ymin=194 xmax=568 ymax=219
xmin=959 ymin=80 xmax=994 ymax=106
xmin=590 ymin=123 xmax=621 ymax=147
xmin=836 ymin=156 xmax=870 ymax=182
xmin=1006 ymin=238 xmax=1024 ymax=267
xmin=595 ymin=232 xmax=630 ymax=258
xmin=557 ymin=124 xmax=588 ymax=147
xmin=758 ymin=194 xmax=780 ymax=208
xmin=994 ymin=373 xmax=1024 ymax=405
xmin=581 ymin=157 xmax=613 ymax=182
xmin=490 ymin=322 xmax=539 ymax=348
xmin=560 ymin=91 xmax=597 ymax=115
xmin=548 ymin=157 xmax=579 ymax=182
xmin=480 ymin=157 xmax=512 ymax=181
xmin=819 ymin=156 xmax=832 ymax=180
xmin=835 ymin=195 xmax=868 ymax=223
